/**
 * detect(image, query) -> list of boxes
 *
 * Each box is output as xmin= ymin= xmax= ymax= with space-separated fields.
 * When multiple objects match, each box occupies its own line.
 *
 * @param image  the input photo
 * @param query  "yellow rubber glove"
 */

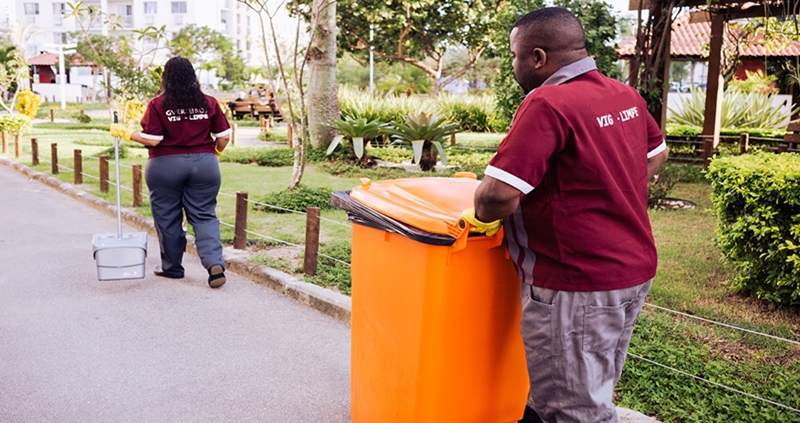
xmin=460 ymin=208 xmax=502 ymax=236
xmin=110 ymin=123 xmax=135 ymax=142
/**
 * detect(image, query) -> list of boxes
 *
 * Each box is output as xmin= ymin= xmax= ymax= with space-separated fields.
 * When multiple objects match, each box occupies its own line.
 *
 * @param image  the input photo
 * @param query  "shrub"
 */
xmin=76 ymin=113 xmax=92 ymax=124
xmin=99 ymin=143 xmax=130 ymax=159
xmin=219 ymin=147 xmax=293 ymax=167
xmin=437 ymin=94 xmax=500 ymax=133
xmin=257 ymin=129 xmax=288 ymax=142
xmin=648 ymin=164 xmax=679 ymax=208
xmin=14 ymin=89 xmax=41 ymax=118
xmin=706 ymin=152 xmax=800 ymax=305
xmin=0 ymin=114 xmax=33 ymax=135
xmin=666 ymin=124 xmax=788 ymax=139
xmin=338 ymin=86 xmax=432 ymax=123
xmin=253 ymin=184 xmax=335 ymax=213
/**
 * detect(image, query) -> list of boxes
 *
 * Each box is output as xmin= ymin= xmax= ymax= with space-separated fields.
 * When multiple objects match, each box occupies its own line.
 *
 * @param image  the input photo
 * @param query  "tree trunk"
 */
xmin=307 ymin=0 xmax=339 ymax=149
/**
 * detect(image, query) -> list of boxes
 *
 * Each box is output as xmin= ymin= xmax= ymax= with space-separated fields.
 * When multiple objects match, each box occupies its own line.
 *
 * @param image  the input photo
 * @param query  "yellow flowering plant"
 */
xmin=14 ymin=89 xmax=41 ymax=118
xmin=121 ymin=99 xmax=146 ymax=124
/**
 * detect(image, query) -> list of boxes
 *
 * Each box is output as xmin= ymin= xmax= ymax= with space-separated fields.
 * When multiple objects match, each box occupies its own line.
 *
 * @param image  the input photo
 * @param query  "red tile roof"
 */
xmin=617 ymin=13 xmax=800 ymax=57
xmin=27 ymin=52 xmax=58 ymax=66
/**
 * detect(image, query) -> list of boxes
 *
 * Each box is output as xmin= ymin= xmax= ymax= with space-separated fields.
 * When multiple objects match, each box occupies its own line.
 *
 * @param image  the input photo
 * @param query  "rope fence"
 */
xmin=627 ymin=353 xmax=800 ymax=414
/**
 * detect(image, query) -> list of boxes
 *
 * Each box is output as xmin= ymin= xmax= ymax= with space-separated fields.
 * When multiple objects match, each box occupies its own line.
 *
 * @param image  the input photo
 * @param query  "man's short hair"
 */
xmin=513 ymin=7 xmax=586 ymax=55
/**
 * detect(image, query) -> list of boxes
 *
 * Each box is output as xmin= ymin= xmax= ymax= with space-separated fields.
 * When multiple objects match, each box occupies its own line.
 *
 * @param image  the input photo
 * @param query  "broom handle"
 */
xmin=113 ymin=112 xmax=122 ymax=238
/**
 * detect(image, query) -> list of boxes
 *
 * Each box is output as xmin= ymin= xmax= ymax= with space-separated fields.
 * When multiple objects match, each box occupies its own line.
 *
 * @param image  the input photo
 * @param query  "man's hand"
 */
xmin=110 ymin=124 xmax=134 ymax=142
xmin=460 ymin=208 xmax=502 ymax=236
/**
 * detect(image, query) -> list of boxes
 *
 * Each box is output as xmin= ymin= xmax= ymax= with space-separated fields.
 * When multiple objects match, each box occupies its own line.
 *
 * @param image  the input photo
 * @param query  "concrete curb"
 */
xmin=0 ymin=156 xmax=352 ymax=325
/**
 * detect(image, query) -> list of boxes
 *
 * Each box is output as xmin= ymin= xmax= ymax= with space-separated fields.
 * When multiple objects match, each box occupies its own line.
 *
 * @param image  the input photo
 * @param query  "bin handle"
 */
xmin=446 ymin=227 xmax=470 ymax=264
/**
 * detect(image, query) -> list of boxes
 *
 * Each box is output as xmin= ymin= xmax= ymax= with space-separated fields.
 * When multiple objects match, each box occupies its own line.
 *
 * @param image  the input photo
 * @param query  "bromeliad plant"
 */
xmin=381 ymin=113 xmax=459 ymax=171
xmin=326 ymin=117 xmax=385 ymax=163
xmin=668 ymin=88 xmax=796 ymax=129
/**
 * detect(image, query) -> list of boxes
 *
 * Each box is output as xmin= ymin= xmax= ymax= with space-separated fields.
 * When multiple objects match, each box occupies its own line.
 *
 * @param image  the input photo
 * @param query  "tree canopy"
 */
xmin=168 ymin=24 xmax=245 ymax=84
xmin=295 ymin=0 xmax=506 ymax=95
xmin=493 ymin=0 xmax=621 ymax=129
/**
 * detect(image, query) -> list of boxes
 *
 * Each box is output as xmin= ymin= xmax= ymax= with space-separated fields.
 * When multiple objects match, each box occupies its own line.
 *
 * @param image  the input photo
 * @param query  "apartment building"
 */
xmin=14 ymin=0 xmax=255 ymax=64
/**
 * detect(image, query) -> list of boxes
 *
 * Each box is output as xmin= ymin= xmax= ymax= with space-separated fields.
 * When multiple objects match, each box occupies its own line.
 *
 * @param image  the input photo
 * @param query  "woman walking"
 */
xmin=110 ymin=57 xmax=231 ymax=288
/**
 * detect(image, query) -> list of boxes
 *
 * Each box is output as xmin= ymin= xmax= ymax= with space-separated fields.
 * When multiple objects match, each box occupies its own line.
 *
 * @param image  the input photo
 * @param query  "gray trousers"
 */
xmin=520 ymin=279 xmax=652 ymax=423
xmin=145 ymin=153 xmax=224 ymax=277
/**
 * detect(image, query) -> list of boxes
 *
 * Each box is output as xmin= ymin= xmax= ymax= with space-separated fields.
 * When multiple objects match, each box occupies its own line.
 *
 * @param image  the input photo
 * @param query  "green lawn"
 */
xmin=5 ymin=124 xmax=799 ymax=422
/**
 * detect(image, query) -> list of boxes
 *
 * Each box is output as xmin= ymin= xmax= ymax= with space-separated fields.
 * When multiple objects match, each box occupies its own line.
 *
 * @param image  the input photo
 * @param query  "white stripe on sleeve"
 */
xmin=213 ymin=128 xmax=233 ymax=138
xmin=140 ymin=132 xmax=163 ymax=141
xmin=484 ymin=165 xmax=534 ymax=194
xmin=647 ymin=140 xmax=667 ymax=158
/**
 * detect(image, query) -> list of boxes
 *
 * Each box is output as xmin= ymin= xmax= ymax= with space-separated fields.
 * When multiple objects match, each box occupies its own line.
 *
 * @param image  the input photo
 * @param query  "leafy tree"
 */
xmin=295 ymin=0 xmax=507 ymax=96
xmin=168 ymin=24 xmax=246 ymax=84
xmin=492 ymin=0 xmax=620 ymax=129
xmin=0 ymin=40 xmax=28 ymax=113
xmin=66 ymin=1 xmax=167 ymax=116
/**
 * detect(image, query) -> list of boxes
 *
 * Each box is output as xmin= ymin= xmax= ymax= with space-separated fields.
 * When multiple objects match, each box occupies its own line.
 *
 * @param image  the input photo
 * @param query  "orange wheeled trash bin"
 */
xmin=332 ymin=173 xmax=528 ymax=423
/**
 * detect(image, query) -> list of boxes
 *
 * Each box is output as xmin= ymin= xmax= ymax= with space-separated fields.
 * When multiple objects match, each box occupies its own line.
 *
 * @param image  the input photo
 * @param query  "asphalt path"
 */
xmin=0 ymin=164 xmax=351 ymax=422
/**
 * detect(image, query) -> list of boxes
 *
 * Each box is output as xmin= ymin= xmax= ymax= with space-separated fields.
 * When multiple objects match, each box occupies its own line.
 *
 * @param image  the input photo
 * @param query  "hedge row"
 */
xmin=706 ymin=152 xmax=800 ymax=305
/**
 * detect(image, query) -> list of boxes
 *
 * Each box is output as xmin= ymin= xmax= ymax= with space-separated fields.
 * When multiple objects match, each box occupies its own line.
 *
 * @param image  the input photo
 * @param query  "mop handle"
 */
xmin=113 ymin=112 xmax=122 ymax=238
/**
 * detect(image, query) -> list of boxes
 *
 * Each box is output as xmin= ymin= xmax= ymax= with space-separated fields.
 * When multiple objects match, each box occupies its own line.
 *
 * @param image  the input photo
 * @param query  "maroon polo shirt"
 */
xmin=486 ymin=57 xmax=666 ymax=292
xmin=140 ymin=94 xmax=232 ymax=159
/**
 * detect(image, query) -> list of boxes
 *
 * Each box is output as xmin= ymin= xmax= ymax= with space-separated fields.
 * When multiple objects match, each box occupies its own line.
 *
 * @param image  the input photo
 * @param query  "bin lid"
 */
xmin=349 ymin=173 xmax=479 ymax=238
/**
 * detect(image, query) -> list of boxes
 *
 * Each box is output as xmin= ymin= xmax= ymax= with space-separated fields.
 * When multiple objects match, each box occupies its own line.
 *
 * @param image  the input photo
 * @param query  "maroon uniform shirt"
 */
xmin=487 ymin=57 xmax=666 ymax=291
xmin=140 ymin=94 xmax=232 ymax=159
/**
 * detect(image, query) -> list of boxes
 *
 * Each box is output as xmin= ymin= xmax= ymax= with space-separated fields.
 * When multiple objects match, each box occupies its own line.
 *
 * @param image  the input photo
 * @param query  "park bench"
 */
xmin=779 ymin=122 xmax=800 ymax=153
xmin=228 ymin=101 xmax=254 ymax=120
xmin=252 ymin=102 xmax=283 ymax=122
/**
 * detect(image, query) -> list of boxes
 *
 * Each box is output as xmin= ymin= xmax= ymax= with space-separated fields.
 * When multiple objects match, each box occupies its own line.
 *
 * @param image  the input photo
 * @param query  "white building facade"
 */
xmin=14 ymin=0 xmax=256 ymax=64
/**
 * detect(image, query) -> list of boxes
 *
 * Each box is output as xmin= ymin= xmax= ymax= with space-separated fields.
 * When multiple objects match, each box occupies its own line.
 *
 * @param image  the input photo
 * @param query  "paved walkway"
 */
xmin=0 ymin=163 xmax=350 ymax=423
xmin=0 ymin=152 xmax=660 ymax=423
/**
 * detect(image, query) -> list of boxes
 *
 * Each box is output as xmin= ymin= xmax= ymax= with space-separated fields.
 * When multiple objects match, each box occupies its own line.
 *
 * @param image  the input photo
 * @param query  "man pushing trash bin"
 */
xmin=461 ymin=7 xmax=669 ymax=423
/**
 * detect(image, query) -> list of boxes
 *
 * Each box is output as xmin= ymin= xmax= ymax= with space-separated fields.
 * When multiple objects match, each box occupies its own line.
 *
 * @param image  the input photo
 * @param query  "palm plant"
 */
xmin=326 ymin=117 xmax=385 ymax=162
xmin=381 ymin=113 xmax=460 ymax=171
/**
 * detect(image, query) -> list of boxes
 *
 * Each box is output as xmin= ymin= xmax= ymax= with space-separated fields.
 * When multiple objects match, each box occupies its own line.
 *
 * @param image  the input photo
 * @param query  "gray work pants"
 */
xmin=520 ymin=279 xmax=652 ymax=423
xmin=145 ymin=153 xmax=224 ymax=277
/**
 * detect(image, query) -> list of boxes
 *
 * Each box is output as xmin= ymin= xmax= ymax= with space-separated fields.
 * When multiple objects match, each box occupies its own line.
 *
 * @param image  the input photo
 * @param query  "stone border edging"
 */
xmin=0 ymin=156 xmax=352 ymax=325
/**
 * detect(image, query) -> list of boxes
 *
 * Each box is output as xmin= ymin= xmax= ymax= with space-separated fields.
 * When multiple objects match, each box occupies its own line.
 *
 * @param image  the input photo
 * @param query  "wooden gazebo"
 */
xmin=627 ymin=0 xmax=800 ymax=147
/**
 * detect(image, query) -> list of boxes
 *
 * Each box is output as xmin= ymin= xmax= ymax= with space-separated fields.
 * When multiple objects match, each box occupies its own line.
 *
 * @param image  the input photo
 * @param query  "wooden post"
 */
xmin=50 ymin=143 xmax=58 ymax=174
xmin=702 ymin=138 xmax=714 ymax=167
xmin=50 ymin=108 xmax=54 ymax=122
xmin=231 ymin=123 xmax=238 ymax=146
xmin=99 ymin=154 xmax=109 ymax=192
xmin=233 ymin=191 xmax=249 ymax=250
xmin=287 ymin=124 xmax=294 ymax=148
xmin=2 ymin=130 xmax=7 ymax=154
xmin=778 ymin=144 xmax=788 ymax=154
xmin=739 ymin=133 xmax=749 ymax=155
xmin=450 ymin=133 xmax=456 ymax=146
xmin=31 ymin=138 xmax=39 ymax=165
xmin=74 ymin=149 xmax=82 ymax=184
xmin=14 ymin=134 xmax=21 ymax=158
xmin=132 ymin=164 xmax=142 ymax=207
xmin=304 ymin=207 xmax=320 ymax=276
xmin=701 ymin=13 xmax=725 ymax=149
